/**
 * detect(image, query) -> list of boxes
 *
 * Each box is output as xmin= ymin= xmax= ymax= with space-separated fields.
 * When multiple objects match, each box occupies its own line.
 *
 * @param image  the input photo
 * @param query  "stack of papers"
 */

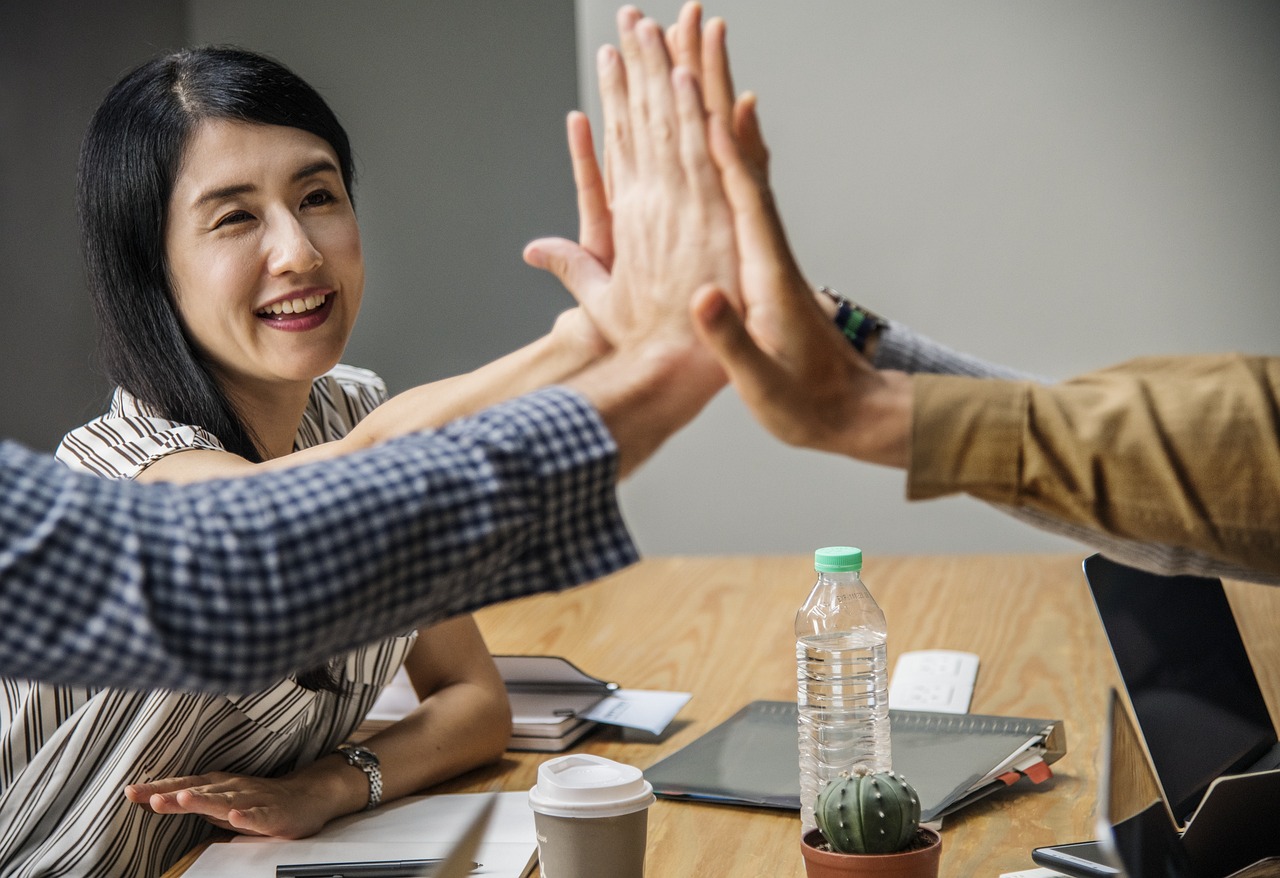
xmin=364 ymin=655 xmax=691 ymax=752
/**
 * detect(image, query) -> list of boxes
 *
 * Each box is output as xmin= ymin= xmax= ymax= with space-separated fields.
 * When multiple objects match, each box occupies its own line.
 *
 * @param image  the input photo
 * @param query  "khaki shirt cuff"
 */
xmin=907 ymin=374 xmax=1029 ymax=505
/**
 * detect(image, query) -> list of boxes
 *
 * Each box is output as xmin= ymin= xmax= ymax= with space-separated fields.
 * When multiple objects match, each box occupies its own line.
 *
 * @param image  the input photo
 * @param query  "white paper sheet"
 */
xmin=582 ymin=689 xmax=693 ymax=735
xmin=181 ymin=792 xmax=536 ymax=878
xmin=368 ymin=667 xmax=690 ymax=736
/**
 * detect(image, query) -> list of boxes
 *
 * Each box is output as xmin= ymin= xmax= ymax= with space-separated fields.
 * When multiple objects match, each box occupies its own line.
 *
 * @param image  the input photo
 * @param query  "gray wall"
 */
xmin=3 ymin=0 xmax=580 ymax=449
xmin=7 ymin=3 xmax=1279 ymax=559
xmin=0 ymin=0 xmax=186 ymax=450
xmin=578 ymin=0 xmax=1280 ymax=557
xmin=185 ymin=1 xmax=582 ymax=397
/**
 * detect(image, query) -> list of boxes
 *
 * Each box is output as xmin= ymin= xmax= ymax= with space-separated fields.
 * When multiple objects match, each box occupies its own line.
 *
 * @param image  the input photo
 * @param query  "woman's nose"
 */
xmin=266 ymin=214 xmax=323 ymax=276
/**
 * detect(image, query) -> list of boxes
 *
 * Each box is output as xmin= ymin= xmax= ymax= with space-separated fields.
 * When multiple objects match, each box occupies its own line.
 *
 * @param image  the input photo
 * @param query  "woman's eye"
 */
xmin=302 ymin=190 xmax=335 ymax=208
xmin=213 ymin=210 xmax=253 ymax=229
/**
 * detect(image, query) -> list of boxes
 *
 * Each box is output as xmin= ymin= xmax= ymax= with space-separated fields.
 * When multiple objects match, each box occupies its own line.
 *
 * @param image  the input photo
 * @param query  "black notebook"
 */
xmin=643 ymin=700 xmax=1066 ymax=822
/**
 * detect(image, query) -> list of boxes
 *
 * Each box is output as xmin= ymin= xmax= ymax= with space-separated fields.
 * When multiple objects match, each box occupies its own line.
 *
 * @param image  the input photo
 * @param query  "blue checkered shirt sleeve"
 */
xmin=0 ymin=387 xmax=637 ymax=690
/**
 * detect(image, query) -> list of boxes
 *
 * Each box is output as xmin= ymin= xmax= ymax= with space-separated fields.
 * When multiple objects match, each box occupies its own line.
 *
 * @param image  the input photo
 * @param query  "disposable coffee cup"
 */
xmin=527 ymin=753 xmax=655 ymax=878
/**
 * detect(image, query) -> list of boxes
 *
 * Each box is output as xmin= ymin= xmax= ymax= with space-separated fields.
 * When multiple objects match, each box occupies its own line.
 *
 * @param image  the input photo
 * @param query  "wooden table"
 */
xmin=165 ymin=554 xmax=1280 ymax=876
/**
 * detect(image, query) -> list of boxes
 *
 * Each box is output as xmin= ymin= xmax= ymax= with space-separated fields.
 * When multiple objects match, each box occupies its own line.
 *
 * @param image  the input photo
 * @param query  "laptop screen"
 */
xmin=1084 ymin=554 xmax=1276 ymax=823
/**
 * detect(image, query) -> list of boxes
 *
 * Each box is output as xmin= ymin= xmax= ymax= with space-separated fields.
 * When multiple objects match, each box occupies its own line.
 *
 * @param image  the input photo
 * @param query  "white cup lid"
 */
xmin=527 ymin=754 xmax=655 ymax=818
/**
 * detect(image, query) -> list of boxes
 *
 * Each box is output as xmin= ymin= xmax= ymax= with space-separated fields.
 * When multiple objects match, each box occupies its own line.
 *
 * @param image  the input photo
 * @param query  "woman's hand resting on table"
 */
xmin=125 ymin=769 xmax=339 ymax=839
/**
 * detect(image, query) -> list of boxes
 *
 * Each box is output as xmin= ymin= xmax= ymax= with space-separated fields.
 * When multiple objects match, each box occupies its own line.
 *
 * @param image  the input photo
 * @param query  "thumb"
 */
xmin=523 ymin=237 xmax=610 ymax=303
xmin=691 ymin=284 xmax=777 ymax=383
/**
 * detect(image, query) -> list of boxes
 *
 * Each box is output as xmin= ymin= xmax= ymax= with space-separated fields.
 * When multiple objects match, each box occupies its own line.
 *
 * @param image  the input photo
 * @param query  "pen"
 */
xmin=275 ymin=858 xmax=477 ymax=878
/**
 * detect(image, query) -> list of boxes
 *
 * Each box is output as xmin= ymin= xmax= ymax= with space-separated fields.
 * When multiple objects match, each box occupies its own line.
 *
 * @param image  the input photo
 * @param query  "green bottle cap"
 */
xmin=814 ymin=546 xmax=863 ymax=572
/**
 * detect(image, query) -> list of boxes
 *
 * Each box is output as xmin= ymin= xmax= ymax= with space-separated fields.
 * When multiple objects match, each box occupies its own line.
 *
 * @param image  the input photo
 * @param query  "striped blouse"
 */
xmin=0 ymin=365 xmax=415 ymax=877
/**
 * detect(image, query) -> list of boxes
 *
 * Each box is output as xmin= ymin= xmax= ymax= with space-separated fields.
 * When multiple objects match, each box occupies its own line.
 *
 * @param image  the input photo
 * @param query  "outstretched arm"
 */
xmin=136 ymin=306 xmax=611 ymax=484
xmin=0 ymin=387 xmax=636 ymax=691
xmin=686 ymin=56 xmax=1280 ymax=584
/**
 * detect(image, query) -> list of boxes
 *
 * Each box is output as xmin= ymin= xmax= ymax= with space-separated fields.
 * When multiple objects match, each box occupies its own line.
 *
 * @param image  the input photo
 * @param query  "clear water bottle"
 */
xmin=795 ymin=546 xmax=891 ymax=832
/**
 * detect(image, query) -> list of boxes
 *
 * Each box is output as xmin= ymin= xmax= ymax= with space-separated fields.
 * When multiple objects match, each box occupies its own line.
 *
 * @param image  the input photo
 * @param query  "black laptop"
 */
xmin=1032 ymin=555 xmax=1280 ymax=877
xmin=1094 ymin=688 xmax=1200 ymax=878
xmin=1065 ymin=689 xmax=1280 ymax=878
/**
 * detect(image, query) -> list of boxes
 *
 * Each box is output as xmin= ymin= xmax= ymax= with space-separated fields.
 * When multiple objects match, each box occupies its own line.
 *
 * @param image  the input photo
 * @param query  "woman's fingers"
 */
xmin=616 ymin=7 xmax=648 ymax=175
xmin=633 ymin=17 xmax=679 ymax=179
xmin=567 ymin=111 xmax=613 ymax=267
xmin=666 ymin=2 xmax=703 ymax=86
xmin=598 ymin=44 xmax=632 ymax=189
xmin=148 ymin=783 xmax=237 ymax=817
xmin=674 ymin=67 xmax=716 ymax=198
xmin=125 ymin=774 xmax=213 ymax=803
xmin=701 ymin=16 xmax=735 ymax=122
xmin=523 ymin=237 xmax=611 ymax=308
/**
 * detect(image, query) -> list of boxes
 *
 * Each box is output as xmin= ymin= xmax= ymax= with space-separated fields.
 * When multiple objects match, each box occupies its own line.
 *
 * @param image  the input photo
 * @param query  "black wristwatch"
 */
xmin=819 ymin=286 xmax=885 ymax=355
xmin=336 ymin=743 xmax=383 ymax=810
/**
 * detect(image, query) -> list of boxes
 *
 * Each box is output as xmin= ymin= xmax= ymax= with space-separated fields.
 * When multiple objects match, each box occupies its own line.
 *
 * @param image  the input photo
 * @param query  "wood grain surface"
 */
xmin=163 ymin=554 xmax=1280 ymax=877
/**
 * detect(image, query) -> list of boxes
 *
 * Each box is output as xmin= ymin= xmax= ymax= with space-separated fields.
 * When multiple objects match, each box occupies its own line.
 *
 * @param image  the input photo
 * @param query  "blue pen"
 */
xmin=275 ymin=858 xmax=478 ymax=878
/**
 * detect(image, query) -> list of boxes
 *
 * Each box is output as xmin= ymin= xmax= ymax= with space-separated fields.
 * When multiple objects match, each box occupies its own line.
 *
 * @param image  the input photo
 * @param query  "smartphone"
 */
xmin=1031 ymin=841 xmax=1122 ymax=878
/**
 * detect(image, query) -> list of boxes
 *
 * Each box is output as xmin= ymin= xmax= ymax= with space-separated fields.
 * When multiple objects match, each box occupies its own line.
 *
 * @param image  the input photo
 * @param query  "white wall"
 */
xmin=577 ymin=0 xmax=1280 ymax=557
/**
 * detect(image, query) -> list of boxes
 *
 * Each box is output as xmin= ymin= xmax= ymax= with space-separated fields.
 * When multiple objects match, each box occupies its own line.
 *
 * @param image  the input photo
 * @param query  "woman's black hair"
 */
xmin=78 ymin=46 xmax=356 ymax=691
xmin=78 ymin=45 xmax=355 ymax=463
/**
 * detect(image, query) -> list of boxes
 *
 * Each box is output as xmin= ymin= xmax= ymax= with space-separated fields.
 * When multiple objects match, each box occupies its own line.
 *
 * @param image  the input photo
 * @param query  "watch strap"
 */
xmin=819 ymin=286 xmax=884 ymax=355
xmin=336 ymin=743 xmax=383 ymax=810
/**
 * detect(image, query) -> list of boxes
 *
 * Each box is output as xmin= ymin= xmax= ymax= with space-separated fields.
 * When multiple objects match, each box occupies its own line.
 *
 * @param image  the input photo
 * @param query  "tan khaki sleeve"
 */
xmin=908 ymin=373 xmax=1030 ymax=505
xmin=907 ymin=355 xmax=1280 ymax=578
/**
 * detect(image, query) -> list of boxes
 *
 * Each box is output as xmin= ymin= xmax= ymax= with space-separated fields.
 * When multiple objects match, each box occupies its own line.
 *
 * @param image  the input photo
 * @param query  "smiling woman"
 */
xmin=72 ymin=47 xmax=363 ymax=464
xmin=161 ymin=118 xmax=364 ymax=454
xmin=65 ymin=51 xmax=607 ymax=485
xmin=0 ymin=45 xmax=619 ymax=877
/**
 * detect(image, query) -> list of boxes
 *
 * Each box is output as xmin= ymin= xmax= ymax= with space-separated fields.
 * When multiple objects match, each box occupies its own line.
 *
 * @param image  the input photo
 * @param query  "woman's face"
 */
xmin=164 ymin=118 xmax=364 ymax=398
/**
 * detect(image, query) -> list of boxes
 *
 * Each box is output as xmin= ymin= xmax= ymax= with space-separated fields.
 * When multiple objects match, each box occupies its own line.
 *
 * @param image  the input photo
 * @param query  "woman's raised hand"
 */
xmin=663 ymin=2 xmax=768 ymax=180
xmin=528 ymin=5 xmax=737 ymax=370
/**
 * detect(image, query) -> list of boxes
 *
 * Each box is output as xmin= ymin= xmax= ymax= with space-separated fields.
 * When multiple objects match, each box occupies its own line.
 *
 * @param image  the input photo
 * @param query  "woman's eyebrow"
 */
xmin=293 ymin=159 xmax=340 ymax=182
xmin=193 ymin=182 xmax=254 ymax=209
xmin=191 ymin=160 xmax=341 ymax=209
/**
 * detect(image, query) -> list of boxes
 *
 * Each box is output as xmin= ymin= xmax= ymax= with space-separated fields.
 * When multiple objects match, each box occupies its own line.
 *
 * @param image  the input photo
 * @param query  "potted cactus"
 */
xmin=800 ymin=768 xmax=942 ymax=878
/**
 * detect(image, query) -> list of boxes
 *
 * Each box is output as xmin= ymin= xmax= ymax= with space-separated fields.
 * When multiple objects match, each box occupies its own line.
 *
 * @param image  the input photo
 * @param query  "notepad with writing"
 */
xmin=643 ymin=700 xmax=1066 ymax=822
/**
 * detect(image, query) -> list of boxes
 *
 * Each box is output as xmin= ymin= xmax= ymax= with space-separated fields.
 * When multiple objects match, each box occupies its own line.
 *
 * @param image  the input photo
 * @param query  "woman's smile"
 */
xmin=255 ymin=290 xmax=336 ymax=331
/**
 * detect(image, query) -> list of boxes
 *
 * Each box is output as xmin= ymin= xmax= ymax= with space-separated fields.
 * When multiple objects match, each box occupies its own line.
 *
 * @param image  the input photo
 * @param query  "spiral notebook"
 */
xmin=643 ymin=700 xmax=1065 ymax=823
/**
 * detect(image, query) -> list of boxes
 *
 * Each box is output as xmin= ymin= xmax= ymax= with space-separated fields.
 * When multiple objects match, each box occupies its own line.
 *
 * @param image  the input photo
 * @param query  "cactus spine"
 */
xmin=814 ymin=767 xmax=921 ymax=855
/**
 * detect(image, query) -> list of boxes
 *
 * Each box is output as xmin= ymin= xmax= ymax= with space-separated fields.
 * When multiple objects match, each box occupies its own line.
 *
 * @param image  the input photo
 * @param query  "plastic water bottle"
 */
xmin=795 ymin=546 xmax=891 ymax=832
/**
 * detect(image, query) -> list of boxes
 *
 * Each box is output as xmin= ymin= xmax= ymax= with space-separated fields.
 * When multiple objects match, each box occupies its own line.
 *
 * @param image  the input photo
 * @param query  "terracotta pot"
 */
xmin=800 ymin=827 xmax=942 ymax=878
